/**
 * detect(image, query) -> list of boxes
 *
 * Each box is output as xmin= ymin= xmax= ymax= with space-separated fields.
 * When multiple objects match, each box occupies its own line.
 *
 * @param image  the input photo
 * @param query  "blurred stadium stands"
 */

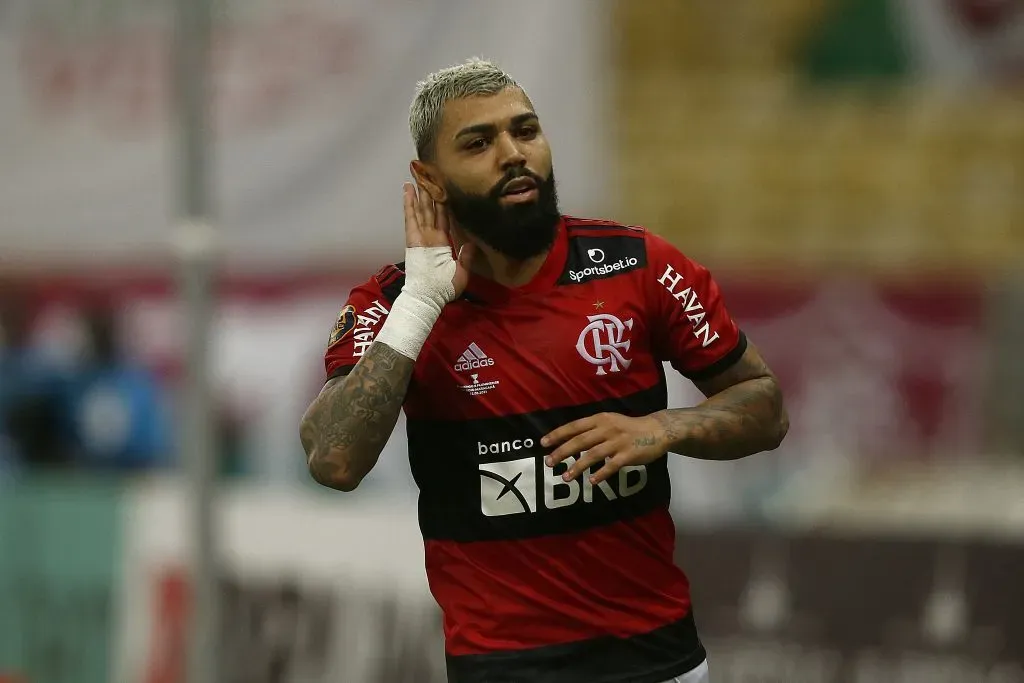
xmin=1 ymin=0 xmax=1023 ymax=681
xmin=615 ymin=0 xmax=1024 ymax=270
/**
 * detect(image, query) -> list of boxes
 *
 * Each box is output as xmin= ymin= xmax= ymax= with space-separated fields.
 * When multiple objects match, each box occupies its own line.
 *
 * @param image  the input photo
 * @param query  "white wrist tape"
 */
xmin=375 ymin=246 xmax=457 ymax=360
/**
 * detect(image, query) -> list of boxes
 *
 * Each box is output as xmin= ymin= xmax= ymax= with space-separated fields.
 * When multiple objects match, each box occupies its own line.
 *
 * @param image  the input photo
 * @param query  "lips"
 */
xmin=501 ymin=177 xmax=538 ymax=196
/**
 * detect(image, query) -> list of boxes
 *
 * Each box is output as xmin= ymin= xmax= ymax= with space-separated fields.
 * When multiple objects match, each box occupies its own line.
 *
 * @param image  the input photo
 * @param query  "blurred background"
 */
xmin=1 ymin=0 xmax=1023 ymax=681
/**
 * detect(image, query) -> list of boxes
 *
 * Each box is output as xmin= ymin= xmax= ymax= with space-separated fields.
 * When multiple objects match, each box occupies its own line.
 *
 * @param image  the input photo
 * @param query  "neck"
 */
xmin=471 ymin=241 xmax=550 ymax=288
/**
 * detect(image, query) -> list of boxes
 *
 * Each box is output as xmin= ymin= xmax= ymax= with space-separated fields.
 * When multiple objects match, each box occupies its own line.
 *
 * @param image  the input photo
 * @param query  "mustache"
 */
xmin=488 ymin=168 xmax=546 ymax=198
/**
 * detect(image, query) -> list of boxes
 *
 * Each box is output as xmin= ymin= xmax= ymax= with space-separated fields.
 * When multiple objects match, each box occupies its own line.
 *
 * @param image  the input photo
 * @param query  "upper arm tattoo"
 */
xmin=693 ymin=343 xmax=775 ymax=398
xmin=302 ymin=343 xmax=415 ymax=484
xmin=655 ymin=341 xmax=787 ymax=460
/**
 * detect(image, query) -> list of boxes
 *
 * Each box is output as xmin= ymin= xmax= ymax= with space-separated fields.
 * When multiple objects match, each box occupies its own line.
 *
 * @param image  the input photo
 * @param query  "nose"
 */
xmin=496 ymin=132 xmax=527 ymax=170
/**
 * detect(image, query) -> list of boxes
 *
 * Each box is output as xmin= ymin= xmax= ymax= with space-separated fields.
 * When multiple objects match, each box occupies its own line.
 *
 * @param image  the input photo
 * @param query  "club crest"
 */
xmin=328 ymin=304 xmax=357 ymax=348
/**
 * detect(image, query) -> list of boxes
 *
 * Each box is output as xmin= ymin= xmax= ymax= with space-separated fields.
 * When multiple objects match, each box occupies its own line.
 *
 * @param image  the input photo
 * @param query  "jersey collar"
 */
xmin=463 ymin=217 xmax=567 ymax=303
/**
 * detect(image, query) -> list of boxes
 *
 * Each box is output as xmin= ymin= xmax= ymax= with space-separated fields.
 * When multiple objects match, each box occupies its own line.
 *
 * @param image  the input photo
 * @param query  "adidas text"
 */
xmin=455 ymin=342 xmax=495 ymax=372
xmin=456 ymin=357 xmax=495 ymax=372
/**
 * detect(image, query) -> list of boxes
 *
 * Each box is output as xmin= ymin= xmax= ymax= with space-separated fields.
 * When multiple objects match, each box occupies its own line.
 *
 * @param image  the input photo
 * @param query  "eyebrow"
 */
xmin=454 ymin=113 xmax=539 ymax=140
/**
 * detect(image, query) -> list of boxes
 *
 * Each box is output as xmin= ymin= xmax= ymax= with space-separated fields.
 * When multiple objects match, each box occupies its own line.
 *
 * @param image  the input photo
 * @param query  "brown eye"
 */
xmin=465 ymin=138 xmax=488 ymax=151
xmin=517 ymin=126 xmax=538 ymax=139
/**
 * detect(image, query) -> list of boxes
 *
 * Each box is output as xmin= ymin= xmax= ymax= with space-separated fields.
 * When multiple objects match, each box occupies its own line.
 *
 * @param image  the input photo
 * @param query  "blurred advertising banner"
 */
xmin=720 ymin=274 xmax=987 ymax=463
xmin=680 ymin=527 xmax=1024 ymax=682
xmin=0 ymin=0 xmax=610 ymax=266
xmin=0 ymin=480 xmax=123 ymax=683
xmin=12 ymin=271 xmax=987 ymax=485
xmin=112 ymin=483 xmax=1024 ymax=683
xmin=114 ymin=483 xmax=448 ymax=683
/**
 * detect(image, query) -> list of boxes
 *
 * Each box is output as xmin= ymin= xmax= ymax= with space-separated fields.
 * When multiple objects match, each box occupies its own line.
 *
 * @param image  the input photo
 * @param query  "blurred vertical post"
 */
xmin=989 ymin=274 xmax=1024 ymax=454
xmin=173 ymin=0 xmax=219 ymax=679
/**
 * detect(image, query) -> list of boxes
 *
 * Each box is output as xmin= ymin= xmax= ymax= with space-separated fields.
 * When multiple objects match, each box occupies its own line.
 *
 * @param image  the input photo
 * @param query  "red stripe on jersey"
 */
xmin=376 ymin=265 xmax=403 ymax=289
xmin=565 ymin=227 xmax=646 ymax=240
xmin=425 ymin=507 xmax=691 ymax=656
xmin=564 ymin=217 xmax=644 ymax=233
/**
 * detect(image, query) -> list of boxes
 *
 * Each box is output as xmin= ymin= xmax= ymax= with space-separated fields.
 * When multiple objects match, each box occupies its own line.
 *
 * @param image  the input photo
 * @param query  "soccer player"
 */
xmin=300 ymin=58 xmax=788 ymax=683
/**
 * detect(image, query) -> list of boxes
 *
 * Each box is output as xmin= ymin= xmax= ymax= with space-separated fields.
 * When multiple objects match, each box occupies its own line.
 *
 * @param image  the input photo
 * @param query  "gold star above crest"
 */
xmin=593 ymin=300 xmax=605 ymax=310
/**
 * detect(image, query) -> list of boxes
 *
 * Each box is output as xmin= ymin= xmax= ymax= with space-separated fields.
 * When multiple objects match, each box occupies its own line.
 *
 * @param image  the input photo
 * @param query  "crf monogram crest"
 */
xmin=576 ymin=313 xmax=633 ymax=375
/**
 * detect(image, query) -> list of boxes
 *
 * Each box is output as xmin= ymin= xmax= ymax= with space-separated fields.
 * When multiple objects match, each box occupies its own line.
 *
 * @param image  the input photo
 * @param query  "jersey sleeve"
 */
xmin=323 ymin=265 xmax=403 ymax=381
xmin=644 ymin=232 xmax=747 ymax=380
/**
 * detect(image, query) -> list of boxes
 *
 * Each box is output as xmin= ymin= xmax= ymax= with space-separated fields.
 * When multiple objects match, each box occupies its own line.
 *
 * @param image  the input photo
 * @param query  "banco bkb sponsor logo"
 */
xmin=478 ymin=438 xmax=535 ymax=455
xmin=479 ymin=456 xmax=538 ymax=517
xmin=478 ymin=443 xmax=648 ymax=517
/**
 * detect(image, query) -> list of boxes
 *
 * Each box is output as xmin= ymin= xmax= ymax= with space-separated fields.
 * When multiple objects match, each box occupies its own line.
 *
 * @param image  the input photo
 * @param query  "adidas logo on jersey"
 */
xmin=454 ymin=342 xmax=495 ymax=372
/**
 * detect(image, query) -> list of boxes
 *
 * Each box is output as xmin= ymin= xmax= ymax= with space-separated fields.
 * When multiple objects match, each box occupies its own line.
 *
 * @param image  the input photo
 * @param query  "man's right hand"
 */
xmin=403 ymin=182 xmax=475 ymax=299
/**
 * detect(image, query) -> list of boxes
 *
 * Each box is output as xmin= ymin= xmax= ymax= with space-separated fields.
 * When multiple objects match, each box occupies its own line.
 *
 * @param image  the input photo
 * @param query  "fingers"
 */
xmin=435 ymin=199 xmax=450 ymax=235
xmin=406 ymin=180 xmax=450 ymax=248
xmin=588 ymin=454 xmax=628 ymax=485
xmin=457 ymin=241 xmax=476 ymax=268
xmin=545 ymin=428 xmax=605 ymax=469
xmin=542 ymin=415 xmax=599 ymax=451
xmin=416 ymin=181 xmax=435 ymax=235
xmin=449 ymin=217 xmax=469 ymax=246
xmin=562 ymin=443 xmax=617 ymax=482
xmin=402 ymin=183 xmax=421 ymax=246
xmin=540 ymin=413 xmax=660 ymax=485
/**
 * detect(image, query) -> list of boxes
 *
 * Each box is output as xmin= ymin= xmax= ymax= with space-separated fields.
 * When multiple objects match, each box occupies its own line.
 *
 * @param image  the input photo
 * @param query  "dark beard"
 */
xmin=445 ymin=169 xmax=560 ymax=261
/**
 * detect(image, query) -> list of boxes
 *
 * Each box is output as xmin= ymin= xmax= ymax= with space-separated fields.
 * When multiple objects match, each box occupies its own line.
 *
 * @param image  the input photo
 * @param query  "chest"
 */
xmin=404 ymin=279 xmax=661 ymax=420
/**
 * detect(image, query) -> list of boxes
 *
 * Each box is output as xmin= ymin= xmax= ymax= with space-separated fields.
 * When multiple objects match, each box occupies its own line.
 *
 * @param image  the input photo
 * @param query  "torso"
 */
xmin=400 ymin=220 xmax=701 ymax=682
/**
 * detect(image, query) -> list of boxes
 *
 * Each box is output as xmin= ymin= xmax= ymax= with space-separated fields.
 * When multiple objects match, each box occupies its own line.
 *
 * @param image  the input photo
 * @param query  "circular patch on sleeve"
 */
xmin=327 ymin=304 xmax=357 ymax=348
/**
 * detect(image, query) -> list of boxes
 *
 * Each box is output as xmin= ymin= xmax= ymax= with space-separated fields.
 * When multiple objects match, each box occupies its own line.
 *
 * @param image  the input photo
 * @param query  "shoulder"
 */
xmin=563 ymin=215 xmax=646 ymax=239
xmin=360 ymin=262 xmax=406 ymax=304
xmin=557 ymin=216 xmax=649 ymax=285
xmin=561 ymin=215 xmax=695 ymax=266
xmin=562 ymin=216 xmax=679 ymax=254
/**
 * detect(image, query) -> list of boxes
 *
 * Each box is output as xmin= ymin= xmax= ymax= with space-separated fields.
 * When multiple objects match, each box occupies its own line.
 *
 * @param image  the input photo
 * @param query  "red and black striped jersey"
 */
xmin=322 ymin=217 xmax=746 ymax=683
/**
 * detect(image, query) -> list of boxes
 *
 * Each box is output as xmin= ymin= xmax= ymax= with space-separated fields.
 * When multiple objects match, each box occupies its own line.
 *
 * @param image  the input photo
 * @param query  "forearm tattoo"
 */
xmin=656 ymin=348 xmax=788 ymax=461
xmin=301 ymin=342 xmax=414 ymax=486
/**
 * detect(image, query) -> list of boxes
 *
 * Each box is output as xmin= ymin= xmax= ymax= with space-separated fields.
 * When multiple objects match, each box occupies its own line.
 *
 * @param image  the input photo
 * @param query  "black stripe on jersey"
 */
xmin=374 ymin=262 xmax=403 ymax=285
xmin=325 ymin=365 xmax=354 ymax=383
xmin=558 ymin=232 xmax=647 ymax=286
xmin=374 ymin=263 xmax=400 ymax=285
xmin=446 ymin=612 xmax=706 ymax=683
xmin=683 ymin=330 xmax=748 ymax=381
xmin=564 ymin=218 xmax=644 ymax=233
xmin=378 ymin=262 xmax=406 ymax=304
xmin=406 ymin=380 xmax=671 ymax=543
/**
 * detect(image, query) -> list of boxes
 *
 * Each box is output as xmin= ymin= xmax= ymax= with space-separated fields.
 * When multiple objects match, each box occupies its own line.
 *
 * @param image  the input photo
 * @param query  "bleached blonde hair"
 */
xmin=410 ymin=57 xmax=521 ymax=160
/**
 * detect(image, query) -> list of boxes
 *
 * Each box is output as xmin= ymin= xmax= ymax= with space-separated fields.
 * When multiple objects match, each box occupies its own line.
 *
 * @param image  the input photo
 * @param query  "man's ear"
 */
xmin=410 ymin=160 xmax=447 ymax=203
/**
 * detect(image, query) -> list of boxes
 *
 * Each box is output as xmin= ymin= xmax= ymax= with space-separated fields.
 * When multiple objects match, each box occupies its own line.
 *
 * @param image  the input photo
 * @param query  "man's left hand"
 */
xmin=541 ymin=413 xmax=668 ymax=485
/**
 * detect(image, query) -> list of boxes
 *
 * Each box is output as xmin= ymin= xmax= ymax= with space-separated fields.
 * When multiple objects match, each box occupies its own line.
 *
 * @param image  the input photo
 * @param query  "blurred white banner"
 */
xmin=114 ymin=482 xmax=449 ymax=683
xmin=0 ymin=0 xmax=611 ymax=267
xmin=21 ymin=272 xmax=985 ymax=502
